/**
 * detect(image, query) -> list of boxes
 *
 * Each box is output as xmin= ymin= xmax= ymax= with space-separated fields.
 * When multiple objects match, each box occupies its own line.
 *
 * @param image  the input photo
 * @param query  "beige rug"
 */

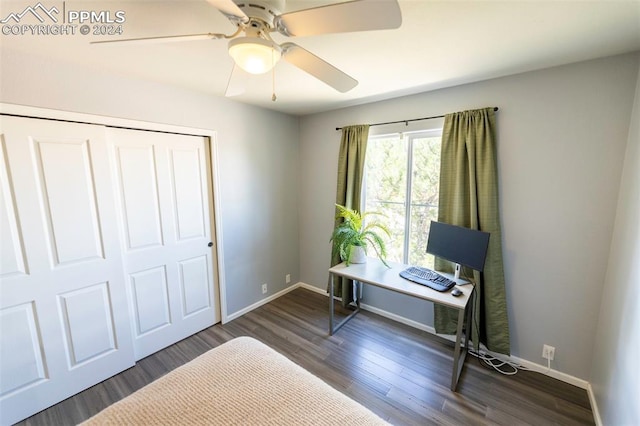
xmin=82 ymin=336 xmax=388 ymax=425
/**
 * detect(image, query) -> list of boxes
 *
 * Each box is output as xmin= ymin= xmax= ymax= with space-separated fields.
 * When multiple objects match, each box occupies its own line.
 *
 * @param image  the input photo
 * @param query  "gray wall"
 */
xmin=1 ymin=48 xmax=300 ymax=317
xmin=5 ymin=42 xmax=640 ymax=400
xmin=299 ymin=53 xmax=640 ymax=380
xmin=590 ymin=65 xmax=640 ymax=424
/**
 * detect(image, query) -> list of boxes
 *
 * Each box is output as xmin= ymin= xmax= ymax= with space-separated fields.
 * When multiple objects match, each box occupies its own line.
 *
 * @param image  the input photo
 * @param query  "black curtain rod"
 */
xmin=335 ymin=107 xmax=499 ymax=131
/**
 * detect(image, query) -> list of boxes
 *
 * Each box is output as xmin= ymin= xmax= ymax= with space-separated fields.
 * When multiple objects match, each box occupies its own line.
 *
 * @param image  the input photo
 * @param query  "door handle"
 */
xmin=208 ymin=242 xmax=213 ymax=247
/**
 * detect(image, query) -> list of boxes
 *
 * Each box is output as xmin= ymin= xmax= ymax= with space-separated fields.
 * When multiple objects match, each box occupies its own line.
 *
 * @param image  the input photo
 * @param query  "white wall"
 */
xmin=1 ymin=48 xmax=300 ymax=317
xmin=590 ymin=63 xmax=640 ymax=425
xmin=299 ymin=53 xmax=640 ymax=380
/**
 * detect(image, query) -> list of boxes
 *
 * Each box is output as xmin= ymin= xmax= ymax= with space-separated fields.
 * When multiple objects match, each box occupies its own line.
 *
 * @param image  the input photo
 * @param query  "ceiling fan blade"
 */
xmin=206 ymin=0 xmax=249 ymax=23
xmin=281 ymin=43 xmax=357 ymax=93
xmin=225 ymin=64 xmax=246 ymax=97
xmin=275 ymin=0 xmax=401 ymax=37
xmin=91 ymin=33 xmax=225 ymax=45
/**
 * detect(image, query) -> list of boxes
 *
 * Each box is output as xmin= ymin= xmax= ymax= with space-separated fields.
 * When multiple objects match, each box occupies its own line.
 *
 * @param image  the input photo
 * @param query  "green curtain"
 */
xmin=434 ymin=107 xmax=511 ymax=355
xmin=328 ymin=124 xmax=369 ymax=307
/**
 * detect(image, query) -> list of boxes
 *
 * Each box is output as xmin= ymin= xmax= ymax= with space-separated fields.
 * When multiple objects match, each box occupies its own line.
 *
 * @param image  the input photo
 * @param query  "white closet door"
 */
xmin=109 ymin=128 xmax=219 ymax=360
xmin=0 ymin=116 xmax=134 ymax=425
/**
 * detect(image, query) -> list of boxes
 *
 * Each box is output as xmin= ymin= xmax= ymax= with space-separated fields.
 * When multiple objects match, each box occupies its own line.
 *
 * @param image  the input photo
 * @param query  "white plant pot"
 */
xmin=350 ymin=246 xmax=367 ymax=264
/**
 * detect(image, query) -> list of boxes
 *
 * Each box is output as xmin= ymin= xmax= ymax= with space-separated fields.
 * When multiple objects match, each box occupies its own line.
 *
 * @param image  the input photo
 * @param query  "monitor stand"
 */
xmin=453 ymin=263 xmax=474 ymax=286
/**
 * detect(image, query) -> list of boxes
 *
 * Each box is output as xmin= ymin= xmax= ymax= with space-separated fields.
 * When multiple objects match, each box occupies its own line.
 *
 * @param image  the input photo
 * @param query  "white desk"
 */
xmin=328 ymin=258 xmax=474 ymax=391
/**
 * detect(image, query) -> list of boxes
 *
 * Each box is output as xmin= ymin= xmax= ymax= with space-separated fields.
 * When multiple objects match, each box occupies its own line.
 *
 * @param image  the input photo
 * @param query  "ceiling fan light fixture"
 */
xmin=228 ymin=37 xmax=282 ymax=75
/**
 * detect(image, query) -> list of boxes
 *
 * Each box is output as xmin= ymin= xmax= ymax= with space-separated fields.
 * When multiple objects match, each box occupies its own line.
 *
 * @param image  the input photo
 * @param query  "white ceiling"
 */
xmin=2 ymin=0 xmax=640 ymax=115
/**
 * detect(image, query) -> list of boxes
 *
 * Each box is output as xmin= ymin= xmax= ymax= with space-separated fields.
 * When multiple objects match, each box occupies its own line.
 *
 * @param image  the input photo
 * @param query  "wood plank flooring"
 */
xmin=18 ymin=288 xmax=594 ymax=425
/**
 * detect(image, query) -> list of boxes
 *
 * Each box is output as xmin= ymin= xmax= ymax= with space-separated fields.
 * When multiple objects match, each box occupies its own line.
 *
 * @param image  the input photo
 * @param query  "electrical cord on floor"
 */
xmin=462 ymin=271 xmax=531 ymax=376
xmin=468 ymin=348 xmax=530 ymax=375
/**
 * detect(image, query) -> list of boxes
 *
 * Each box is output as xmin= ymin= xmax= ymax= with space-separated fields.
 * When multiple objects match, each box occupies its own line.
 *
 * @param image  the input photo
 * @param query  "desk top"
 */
xmin=329 ymin=258 xmax=473 ymax=310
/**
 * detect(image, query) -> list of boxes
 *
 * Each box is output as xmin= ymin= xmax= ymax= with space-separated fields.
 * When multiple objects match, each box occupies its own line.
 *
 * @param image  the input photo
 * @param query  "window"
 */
xmin=363 ymin=129 xmax=442 ymax=267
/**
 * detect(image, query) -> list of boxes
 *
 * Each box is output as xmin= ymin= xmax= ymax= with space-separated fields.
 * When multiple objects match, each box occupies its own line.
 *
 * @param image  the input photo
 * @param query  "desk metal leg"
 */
xmin=451 ymin=292 xmax=473 ymax=392
xmin=329 ymin=275 xmax=361 ymax=336
xmin=451 ymin=306 xmax=469 ymax=391
xmin=329 ymin=273 xmax=334 ymax=334
xmin=464 ymin=298 xmax=473 ymax=353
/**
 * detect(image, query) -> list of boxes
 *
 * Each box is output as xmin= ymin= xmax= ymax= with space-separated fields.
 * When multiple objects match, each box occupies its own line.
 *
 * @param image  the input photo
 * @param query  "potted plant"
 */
xmin=331 ymin=204 xmax=391 ymax=267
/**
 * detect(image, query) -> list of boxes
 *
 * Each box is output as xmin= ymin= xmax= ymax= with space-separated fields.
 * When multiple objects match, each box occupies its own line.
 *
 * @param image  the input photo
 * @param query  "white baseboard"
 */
xmin=587 ymin=383 xmax=603 ymax=426
xmin=501 ymin=353 xmax=588 ymax=389
xmin=358 ymin=302 xmax=436 ymax=335
xmin=297 ymin=281 xmax=590 ymax=390
xmin=224 ymin=283 xmax=303 ymax=322
xmin=298 ymin=282 xmax=327 ymax=295
xmin=299 ymin=281 xmax=439 ymax=334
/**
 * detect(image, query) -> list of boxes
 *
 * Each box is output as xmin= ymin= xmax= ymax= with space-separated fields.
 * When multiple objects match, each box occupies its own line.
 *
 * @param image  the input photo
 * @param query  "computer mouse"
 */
xmin=451 ymin=288 xmax=463 ymax=297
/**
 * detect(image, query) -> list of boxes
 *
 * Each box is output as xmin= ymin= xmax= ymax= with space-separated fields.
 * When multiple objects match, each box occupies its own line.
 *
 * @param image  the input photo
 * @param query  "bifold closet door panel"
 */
xmin=108 ymin=128 xmax=219 ymax=360
xmin=0 ymin=116 xmax=135 ymax=425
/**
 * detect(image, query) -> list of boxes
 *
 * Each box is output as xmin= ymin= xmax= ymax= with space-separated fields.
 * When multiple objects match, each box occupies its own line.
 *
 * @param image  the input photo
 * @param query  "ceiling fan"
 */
xmin=92 ymin=0 xmax=402 ymax=97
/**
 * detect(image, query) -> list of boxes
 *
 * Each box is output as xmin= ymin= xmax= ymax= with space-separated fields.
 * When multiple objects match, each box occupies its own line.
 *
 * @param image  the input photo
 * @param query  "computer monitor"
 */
xmin=426 ymin=221 xmax=490 ymax=280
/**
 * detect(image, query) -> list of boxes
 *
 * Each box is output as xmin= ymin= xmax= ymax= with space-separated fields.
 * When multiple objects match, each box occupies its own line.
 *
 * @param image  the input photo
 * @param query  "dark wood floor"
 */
xmin=19 ymin=288 xmax=594 ymax=425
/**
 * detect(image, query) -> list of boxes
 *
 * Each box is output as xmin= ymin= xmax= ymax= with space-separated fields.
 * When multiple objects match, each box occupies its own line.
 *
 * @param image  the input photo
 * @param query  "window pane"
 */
xmin=409 ymin=137 xmax=441 ymax=267
xmin=365 ymin=136 xmax=407 ymax=203
xmin=409 ymin=205 xmax=438 ymax=268
xmin=365 ymin=136 xmax=407 ymax=263
xmin=410 ymin=137 xmax=441 ymax=206
xmin=367 ymin=201 xmax=405 ymax=263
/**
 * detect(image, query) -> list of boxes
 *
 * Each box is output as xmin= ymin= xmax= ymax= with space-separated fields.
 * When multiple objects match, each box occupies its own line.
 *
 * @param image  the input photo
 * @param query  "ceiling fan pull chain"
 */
xmin=271 ymin=49 xmax=277 ymax=102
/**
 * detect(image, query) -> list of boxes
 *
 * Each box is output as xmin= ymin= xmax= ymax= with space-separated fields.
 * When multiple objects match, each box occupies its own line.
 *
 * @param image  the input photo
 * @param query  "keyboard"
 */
xmin=399 ymin=266 xmax=456 ymax=292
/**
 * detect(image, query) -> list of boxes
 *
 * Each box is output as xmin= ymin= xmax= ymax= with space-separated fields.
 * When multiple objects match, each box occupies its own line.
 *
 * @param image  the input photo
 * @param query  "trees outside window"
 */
xmin=363 ymin=130 xmax=441 ymax=267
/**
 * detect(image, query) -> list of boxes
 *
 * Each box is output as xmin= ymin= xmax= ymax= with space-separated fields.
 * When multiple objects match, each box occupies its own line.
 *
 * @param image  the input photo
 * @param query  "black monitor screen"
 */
xmin=426 ymin=221 xmax=490 ymax=271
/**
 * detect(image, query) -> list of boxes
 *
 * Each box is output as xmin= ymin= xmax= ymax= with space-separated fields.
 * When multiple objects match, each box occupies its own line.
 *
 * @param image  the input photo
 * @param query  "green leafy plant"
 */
xmin=330 ymin=204 xmax=391 ymax=267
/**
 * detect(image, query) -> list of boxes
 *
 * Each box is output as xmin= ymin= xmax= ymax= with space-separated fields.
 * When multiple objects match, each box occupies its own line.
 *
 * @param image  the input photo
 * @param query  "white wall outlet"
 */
xmin=542 ymin=344 xmax=555 ymax=360
xmin=285 ymin=274 xmax=291 ymax=284
xmin=261 ymin=283 xmax=267 ymax=294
